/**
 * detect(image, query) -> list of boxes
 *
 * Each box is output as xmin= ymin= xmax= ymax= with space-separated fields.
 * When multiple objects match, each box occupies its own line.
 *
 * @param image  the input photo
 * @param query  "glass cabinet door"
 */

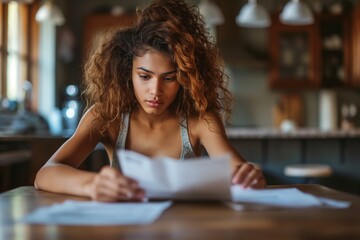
xmin=269 ymin=15 xmax=320 ymax=89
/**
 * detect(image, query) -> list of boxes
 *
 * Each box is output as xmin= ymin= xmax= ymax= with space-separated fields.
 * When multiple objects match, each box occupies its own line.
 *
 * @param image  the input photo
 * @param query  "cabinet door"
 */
xmin=83 ymin=13 xmax=136 ymax=61
xmin=269 ymin=15 xmax=320 ymax=89
xmin=319 ymin=14 xmax=351 ymax=88
xmin=350 ymin=4 xmax=360 ymax=87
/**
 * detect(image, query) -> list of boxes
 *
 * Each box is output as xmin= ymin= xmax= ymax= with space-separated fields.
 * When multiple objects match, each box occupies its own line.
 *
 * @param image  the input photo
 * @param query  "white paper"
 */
xmin=317 ymin=197 xmax=351 ymax=208
xmin=22 ymin=200 xmax=172 ymax=225
xmin=230 ymin=186 xmax=351 ymax=208
xmin=118 ymin=150 xmax=232 ymax=200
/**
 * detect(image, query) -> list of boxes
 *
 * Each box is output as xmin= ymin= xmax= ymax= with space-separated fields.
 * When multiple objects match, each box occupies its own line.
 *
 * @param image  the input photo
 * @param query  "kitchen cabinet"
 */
xmin=269 ymin=11 xmax=356 ymax=90
xmin=269 ymin=15 xmax=320 ymax=89
xmin=349 ymin=4 xmax=360 ymax=87
xmin=319 ymin=14 xmax=351 ymax=87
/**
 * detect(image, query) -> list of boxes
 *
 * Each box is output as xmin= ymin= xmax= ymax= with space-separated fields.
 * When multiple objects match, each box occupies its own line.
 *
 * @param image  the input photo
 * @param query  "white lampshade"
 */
xmin=36 ymin=1 xmax=65 ymax=26
xmin=236 ymin=0 xmax=270 ymax=28
xmin=280 ymin=0 xmax=314 ymax=25
xmin=198 ymin=0 xmax=224 ymax=26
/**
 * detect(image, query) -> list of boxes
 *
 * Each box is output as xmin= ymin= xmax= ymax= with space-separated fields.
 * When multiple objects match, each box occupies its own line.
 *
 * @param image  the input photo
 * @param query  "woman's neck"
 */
xmin=132 ymin=106 xmax=177 ymax=129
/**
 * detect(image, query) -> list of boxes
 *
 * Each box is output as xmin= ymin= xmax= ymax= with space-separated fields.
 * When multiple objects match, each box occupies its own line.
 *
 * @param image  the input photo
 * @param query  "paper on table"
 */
xmin=230 ymin=186 xmax=351 ymax=209
xmin=118 ymin=150 xmax=232 ymax=200
xmin=22 ymin=200 xmax=172 ymax=225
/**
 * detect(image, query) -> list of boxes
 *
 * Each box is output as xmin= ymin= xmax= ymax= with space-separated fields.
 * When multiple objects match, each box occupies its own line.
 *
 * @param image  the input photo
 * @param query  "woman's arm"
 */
xmin=195 ymin=113 xmax=266 ymax=188
xmin=34 ymin=107 xmax=144 ymax=201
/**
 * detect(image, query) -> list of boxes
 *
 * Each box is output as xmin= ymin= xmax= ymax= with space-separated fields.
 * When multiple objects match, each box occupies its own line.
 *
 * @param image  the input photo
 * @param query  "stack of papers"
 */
xmin=23 ymin=200 xmax=172 ymax=225
xmin=118 ymin=150 xmax=232 ymax=200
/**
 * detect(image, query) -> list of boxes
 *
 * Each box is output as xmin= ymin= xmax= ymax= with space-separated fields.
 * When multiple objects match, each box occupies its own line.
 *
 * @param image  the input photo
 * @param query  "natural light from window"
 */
xmin=6 ymin=2 xmax=27 ymax=101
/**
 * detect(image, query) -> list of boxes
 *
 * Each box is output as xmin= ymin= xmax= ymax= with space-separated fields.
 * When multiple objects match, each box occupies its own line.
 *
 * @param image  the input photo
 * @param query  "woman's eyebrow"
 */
xmin=137 ymin=67 xmax=153 ymax=74
xmin=137 ymin=67 xmax=176 ymax=75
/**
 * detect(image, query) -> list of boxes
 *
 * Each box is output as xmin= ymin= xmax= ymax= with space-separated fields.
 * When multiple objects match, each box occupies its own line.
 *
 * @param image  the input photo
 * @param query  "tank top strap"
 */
xmin=180 ymin=117 xmax=196 ymax=160
xmin=111 ymin=112 xmax=130 ymax=169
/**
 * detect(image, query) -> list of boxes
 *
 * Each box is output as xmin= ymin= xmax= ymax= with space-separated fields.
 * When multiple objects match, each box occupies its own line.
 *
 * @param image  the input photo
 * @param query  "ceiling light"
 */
xmin=236 ymin=0 xmax=270 ymax=28
xmin=198 ymin=0 xmax=224 ymax=26
xmin=280 ymin=0 xmax=314 ymax=25
xmin=35 ymin=0 xmax=65 ymax=26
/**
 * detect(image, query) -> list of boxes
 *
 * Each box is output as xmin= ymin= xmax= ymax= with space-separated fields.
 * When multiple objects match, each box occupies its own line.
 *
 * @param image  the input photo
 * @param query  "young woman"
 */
xmin=35 ymin=0 xmax=266 ymax=202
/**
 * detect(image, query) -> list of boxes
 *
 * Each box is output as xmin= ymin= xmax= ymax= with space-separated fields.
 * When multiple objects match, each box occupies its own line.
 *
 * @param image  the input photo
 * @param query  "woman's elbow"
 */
xmin=34 ymin=169 xmax=42 ymax=189
xmin=33 ymin=165 xmax=48 ymax=190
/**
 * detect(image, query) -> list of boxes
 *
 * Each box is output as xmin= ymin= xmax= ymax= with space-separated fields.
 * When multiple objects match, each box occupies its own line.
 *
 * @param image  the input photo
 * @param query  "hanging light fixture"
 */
xmin=35 ymin=0 xmax=65 ymax=26
xmin=198 ymin=0 xmax=224 ymax=26
xmin=236 ymin=0 xmax=270 ymax=28
xmin=280 ymin=0 xmax=314 ymax=25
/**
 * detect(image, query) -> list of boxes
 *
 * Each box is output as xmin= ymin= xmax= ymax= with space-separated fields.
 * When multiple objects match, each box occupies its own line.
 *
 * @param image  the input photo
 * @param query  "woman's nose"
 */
xmin=150 ymin=79 xmax=163 ymax=95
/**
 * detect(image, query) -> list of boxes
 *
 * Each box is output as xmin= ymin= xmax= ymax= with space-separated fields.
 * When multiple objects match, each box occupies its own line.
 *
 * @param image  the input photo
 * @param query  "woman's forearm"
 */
xmin=34 ymin=163 xmax=97 ymax=198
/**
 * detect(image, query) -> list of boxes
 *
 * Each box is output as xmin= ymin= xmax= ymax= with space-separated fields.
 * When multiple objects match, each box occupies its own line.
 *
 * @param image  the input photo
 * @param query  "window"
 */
xmin=6 ymin=2 xmax=28 ymax=100
xmin=0 ymin=1 xmax=39 ymax=108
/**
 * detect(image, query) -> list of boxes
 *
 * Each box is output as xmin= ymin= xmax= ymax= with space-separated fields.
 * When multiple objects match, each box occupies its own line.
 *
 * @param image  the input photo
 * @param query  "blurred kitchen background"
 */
xmin=1 ymin=0 xmax=359 ymax=194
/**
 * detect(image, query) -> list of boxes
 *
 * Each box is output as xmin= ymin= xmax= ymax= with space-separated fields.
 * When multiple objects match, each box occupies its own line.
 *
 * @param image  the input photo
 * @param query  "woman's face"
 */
xmin=132 ymin=49 xmax=180 ymax=116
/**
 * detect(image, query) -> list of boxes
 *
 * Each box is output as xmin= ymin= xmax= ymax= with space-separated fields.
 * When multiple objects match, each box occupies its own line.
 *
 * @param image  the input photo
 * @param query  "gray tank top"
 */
xmin=111 ymin=113 xmax=195 ymax=169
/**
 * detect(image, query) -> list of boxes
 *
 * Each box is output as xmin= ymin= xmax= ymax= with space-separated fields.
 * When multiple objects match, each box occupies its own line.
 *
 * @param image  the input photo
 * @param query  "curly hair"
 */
xmin=83 ymin=27 xmax=137 ymax=135
xmin=83 ymin=0 xmax=232 ymax=135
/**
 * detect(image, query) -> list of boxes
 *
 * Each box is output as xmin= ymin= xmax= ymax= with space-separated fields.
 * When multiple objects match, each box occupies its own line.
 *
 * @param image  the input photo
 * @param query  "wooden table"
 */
xmin=1 ymin=185 xmax=359 ymax=240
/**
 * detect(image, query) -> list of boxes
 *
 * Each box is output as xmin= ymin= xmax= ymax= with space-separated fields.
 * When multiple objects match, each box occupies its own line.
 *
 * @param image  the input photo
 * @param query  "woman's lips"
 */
xmin=146 ymin=100 xmax=162 ymax=108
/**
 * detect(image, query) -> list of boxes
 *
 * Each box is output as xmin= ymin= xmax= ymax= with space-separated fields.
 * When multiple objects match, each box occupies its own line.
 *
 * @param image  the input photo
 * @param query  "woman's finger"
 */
xmin=231 ymin=163 xmax=253 ymax=184
xmin=251 ymin=175 xmax=266 ymax=189
xmin=241 ymin=168 xmax=261 ymax=188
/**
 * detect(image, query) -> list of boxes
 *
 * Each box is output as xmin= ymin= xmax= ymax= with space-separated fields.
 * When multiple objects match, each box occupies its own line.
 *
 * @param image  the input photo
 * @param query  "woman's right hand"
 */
xmin=85 ymin=166 xmax=145 ymax=202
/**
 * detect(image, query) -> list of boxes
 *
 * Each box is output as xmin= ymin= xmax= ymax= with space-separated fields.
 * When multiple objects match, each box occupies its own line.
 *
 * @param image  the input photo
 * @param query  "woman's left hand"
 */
xmin=231 ymin=162 xmax=266 ymax=189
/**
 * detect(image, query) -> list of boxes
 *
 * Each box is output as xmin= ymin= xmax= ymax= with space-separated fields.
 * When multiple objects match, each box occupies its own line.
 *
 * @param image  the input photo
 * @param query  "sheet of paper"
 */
xmin=118 ymin=150 xmax=232 ymax=200
xmin=230 ymin=186 xmax=351 ymax=208
xmin=22 ymin=200 xmax=172 ymax=225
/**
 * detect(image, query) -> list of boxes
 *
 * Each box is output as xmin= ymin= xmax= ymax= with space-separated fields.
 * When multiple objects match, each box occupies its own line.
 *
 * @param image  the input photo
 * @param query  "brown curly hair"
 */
xmin=83 ymin=0 xmax=232 ymax=135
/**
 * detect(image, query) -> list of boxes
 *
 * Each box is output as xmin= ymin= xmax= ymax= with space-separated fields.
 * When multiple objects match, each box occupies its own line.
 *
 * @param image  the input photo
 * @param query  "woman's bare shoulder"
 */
xmin=188 ymin=112 xmax=225 ymax=136
xmin=74 ymin=106 xmax=101 ymax=137
xmin=77 ymin=106 xmax=98 ymax=128
xmin=80 ymin=106 xmax=119 ymax=143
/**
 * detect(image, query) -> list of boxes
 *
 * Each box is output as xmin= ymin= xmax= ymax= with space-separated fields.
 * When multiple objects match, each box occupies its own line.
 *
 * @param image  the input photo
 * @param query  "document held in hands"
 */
xmin=117 ymin=150 xmax=232 ymax=200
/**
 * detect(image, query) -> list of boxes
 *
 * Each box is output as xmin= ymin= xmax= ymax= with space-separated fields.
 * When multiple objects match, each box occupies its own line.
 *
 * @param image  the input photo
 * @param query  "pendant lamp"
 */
xmin=280 ymin=0 xmax=314 ymax=25
xmin=35 ymin=0 xmax=65 ymax=26
xmin=198 ymin=0 xmax=224 ymax=26
xmin=236 ymin=0 xmax=270 ymax=28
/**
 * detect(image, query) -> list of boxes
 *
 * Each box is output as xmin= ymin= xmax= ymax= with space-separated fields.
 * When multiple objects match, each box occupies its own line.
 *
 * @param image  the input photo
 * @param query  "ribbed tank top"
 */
xmin=111 ymin=113 xmax=195 ymax=169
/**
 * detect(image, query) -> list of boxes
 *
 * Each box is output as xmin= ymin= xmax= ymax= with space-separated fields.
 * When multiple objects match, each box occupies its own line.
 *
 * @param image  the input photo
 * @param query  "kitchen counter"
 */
xmin=226 ymin=128 xmax=360 ymax=139
xmin=226 ymin=127 xmax=360 ymax=194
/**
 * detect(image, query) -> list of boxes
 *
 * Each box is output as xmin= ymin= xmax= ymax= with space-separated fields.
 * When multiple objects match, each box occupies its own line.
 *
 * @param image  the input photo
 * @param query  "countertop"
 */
xmin=225 ymin=128 xmax=360 ymax=139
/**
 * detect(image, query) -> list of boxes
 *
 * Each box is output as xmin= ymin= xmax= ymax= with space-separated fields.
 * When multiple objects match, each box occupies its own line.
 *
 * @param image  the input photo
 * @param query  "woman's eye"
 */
xmin=164 ymin=76 xmax=176 ymax=81
xmin=139 ymin=75 xmax=149 ymax=80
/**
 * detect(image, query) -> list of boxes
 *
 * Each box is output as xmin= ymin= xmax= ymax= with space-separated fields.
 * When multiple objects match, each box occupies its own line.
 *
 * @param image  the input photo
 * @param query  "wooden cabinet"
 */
xmin=269 ymin=15 xmax=320 ymax=89
xmin=269 ymin=11 xmax=357 ymax=90
xmin=349 ymin=4 xmax=360 ymax=87
xmin=318 ymin=14 xmax=351 ymax=88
